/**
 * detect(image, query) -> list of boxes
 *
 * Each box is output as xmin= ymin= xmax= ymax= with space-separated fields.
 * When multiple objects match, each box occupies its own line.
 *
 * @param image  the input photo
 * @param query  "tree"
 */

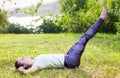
xmin=57 ymin=0 xmax=120 ymax=33
xmin=0 ymin=9 xmax=9 ymax=33
xmin=57 ymin=0 xmax=88 ymax=32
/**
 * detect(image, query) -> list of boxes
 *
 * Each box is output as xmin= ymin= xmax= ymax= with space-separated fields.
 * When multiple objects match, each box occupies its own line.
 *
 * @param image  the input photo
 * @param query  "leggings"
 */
xmin=64 ymin=18 xmax=104 ymax=68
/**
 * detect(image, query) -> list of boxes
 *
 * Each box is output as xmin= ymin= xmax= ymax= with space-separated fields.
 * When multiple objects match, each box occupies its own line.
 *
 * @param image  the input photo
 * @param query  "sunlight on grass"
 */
xmin=0 ymin=33 xmax=119 ymax=78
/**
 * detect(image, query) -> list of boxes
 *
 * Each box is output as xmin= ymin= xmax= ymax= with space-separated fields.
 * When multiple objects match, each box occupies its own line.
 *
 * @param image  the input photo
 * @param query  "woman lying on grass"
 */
xmin=15 ymin=4 xmax=108 ymax=74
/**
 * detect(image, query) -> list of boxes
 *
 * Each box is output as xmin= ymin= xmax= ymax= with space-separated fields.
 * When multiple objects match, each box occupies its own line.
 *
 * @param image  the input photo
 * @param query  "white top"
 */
xmin=33 ymin=54 xmax=65 ymax=69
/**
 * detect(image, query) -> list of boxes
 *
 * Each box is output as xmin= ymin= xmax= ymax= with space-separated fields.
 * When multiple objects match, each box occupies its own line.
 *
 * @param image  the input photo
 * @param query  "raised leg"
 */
xmin=64 ymin=5 xmax=108 ymax=68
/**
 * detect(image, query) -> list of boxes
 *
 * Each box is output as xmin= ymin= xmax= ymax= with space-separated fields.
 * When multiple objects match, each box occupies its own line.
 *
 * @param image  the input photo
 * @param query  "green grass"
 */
xmin=0 ymin=33 xmax=120 ymax=78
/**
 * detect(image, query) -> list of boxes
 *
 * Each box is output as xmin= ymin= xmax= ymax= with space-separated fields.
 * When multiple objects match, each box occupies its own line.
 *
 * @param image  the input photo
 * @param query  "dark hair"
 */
xmin=15 ymin=61 xmax=23 ymax=69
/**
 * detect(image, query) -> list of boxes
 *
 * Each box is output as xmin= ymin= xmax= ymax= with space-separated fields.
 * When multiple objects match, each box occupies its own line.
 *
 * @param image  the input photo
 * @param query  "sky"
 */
xmin=0 ymin=0 xmax=57 ymax=10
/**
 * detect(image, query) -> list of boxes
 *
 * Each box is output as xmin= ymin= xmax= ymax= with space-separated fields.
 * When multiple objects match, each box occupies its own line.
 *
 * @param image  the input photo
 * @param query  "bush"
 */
xmin=57 ymin=0 xmax=120 ymax=33
xmin=115 ymin=22 xmax=120 ymax=36
xmin=57 ymin=0 xmax=88 ymax=32
xmin=7 ymin=23 xmax=30 ymax=34
xmin=36 ymin=16 xmax=62 ymax=33
xmin=57 ymin=0 xmax=100 ymax=32
xmin=99 ymin=0 xmax=120 ymax=33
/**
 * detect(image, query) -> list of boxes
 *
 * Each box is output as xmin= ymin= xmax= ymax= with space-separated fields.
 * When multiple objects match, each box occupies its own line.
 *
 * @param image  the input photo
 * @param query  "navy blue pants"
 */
xmin=64 ymin=18 xmax=104 ymax=68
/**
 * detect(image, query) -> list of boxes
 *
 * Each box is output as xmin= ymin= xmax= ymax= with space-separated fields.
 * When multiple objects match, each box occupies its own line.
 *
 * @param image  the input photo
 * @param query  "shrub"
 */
xmin=57 ymin=0 xmax=120 ymax=33
xmin=99 ymin=0 xmax=120 ymax=33
xmin=7 ymin=23 xmax=30 ymax=34
xmin=36 ymin=16 xmax=62 ymax=33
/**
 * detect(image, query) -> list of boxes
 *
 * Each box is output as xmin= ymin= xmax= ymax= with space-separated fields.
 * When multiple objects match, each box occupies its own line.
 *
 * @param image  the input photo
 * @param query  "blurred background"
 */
xmin=0 ymin=0 xmax=120 ymax=34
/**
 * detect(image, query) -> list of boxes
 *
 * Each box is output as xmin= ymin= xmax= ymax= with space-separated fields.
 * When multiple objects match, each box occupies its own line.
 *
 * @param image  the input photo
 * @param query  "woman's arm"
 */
xmin=18 ymin=66 xmax=39 ymax=74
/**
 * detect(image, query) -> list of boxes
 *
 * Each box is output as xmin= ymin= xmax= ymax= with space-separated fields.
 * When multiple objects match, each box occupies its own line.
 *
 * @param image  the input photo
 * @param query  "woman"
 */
xmin=15 ymin=4 xmax=108 ymax=74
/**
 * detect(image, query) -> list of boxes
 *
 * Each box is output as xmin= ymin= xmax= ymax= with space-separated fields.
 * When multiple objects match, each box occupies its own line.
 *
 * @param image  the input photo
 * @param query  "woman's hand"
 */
xmin=18 ymin=67 xmax=27 ymax=74
xmin=18 ymin=66 xmax=39 ymax=74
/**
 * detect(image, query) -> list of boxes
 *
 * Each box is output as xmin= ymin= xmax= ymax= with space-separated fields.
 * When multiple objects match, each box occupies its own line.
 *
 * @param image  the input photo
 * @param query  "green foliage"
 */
xmin=57 ymin=0 xmax=120 ymax=33
xmin=99 ymin=0 xmax=120 ymax=33
xmin=59 ymin=0 xmax=87 ymax=13
xmin=36 ymin=16 xmax=62 ymax=33
xmin=115 ymin=22 xmax=120 ymax=36
xmin=0 ymin=9 xmax=9 ymax=33
xmin=7 ymin=23 xmax=31 ymax=34
xmin=57 ymin=0 xmax=88 ymax=32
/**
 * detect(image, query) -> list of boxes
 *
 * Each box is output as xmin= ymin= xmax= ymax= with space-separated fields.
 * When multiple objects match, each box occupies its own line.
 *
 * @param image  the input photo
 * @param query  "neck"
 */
xmin=30 ymin=59 xmax=34 ymax=66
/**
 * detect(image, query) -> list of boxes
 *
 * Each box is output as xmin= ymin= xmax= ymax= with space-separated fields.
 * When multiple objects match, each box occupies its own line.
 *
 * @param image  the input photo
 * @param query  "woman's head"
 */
xmin=15 ymin=57 xmax=33 ymax=69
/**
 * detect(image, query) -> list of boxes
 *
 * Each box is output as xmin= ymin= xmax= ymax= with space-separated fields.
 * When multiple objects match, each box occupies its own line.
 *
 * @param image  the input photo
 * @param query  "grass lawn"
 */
xmin=0 ymin=33 xmax=120 ymax=78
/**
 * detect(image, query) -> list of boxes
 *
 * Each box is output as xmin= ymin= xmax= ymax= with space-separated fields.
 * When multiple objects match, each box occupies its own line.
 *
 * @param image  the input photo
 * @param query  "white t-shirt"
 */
xmin=33 ymin=54 xmax=65 ymax=69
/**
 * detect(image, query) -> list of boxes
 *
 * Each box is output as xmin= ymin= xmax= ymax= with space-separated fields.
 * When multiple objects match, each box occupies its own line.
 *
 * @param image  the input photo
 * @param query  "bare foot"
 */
xmin=100 ymin=4 xmax=108 ymax=21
